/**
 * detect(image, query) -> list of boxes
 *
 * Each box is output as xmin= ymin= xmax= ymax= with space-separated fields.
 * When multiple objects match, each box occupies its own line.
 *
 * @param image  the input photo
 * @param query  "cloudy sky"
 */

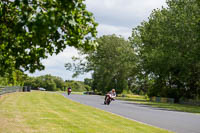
xmin=27 ymin=0 xmax=167 ymax=81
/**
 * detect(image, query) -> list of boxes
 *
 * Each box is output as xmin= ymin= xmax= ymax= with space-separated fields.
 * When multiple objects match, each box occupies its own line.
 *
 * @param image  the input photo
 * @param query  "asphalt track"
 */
xmin=62 ymin=93 xmax=200 ymax=133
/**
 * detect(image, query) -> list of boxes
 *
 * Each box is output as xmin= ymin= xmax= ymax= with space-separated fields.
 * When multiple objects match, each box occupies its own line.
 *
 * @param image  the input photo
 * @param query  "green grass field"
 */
xmin=117 ymin=94 xmax=200 ymax=114
xmin=0 ymin=91 xmax=172 ymax=133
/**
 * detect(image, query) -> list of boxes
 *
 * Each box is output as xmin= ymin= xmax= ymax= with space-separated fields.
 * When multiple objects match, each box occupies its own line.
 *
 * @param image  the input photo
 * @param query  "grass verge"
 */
xmin=0 ymin=91 xmax=172 ymax=133
xmin=58 ymin=91 xmax=84 ymax=95
xmin=117 ymin=94 xmax=200 ymax=114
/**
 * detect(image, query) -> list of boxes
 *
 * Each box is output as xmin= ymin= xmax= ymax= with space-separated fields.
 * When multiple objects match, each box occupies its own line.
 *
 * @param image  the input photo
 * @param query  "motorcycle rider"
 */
xmin=68 ymin=87 xmax=72 ymax=95
xmin=104 ymin=89 xmax=116 ymax=104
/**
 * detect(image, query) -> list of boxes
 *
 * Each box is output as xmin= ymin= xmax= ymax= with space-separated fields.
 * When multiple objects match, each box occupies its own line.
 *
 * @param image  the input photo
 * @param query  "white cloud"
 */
xmin=86 ymin=0 xmax=167 ymax=28
xmin=97 ymin=24 xmax=131 ymax=38
xmin=42 ymin=47 xmax=78 ymax=68
xmin=26 ymin=47 xmax=91 ymax=81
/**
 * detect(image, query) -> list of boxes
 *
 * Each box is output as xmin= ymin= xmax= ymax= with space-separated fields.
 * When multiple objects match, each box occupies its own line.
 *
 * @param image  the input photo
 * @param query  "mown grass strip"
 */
xmin=0 ymin=91 xmax=172 ymax=133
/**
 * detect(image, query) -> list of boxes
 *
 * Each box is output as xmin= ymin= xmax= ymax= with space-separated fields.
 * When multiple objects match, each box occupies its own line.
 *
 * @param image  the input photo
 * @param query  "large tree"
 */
xmin=0 ymin=0 xmax=98 ymax=75
xmin=130 ymin=0 xmax=200 ymax=101
xmin=66 ymin=35 xmax=137 ymax=94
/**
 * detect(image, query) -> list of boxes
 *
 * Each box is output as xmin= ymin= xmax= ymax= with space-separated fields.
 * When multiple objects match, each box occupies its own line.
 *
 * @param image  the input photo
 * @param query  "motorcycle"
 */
xmin=104 ymin=94 xmax=114 ymax=105
xmin=68 ymin=88 xmax=71 ymax=95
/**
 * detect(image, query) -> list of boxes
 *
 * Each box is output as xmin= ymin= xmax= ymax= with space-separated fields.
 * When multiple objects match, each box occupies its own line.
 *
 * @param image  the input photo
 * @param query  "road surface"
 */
xmin=62 ymin=93 xmax=200 ymax=133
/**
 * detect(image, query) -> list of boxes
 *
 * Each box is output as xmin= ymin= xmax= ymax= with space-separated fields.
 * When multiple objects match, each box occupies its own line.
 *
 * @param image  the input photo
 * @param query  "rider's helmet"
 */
xmin=112 ymin=89 xmax=115 ymax=92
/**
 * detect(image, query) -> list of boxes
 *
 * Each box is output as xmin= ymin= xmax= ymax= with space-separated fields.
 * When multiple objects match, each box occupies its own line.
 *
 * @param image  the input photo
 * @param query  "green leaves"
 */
xmin=0 ymin=0 xmax=98 ymax=75
xmin=24 ymin=74 xmax=66 ymax=91
xmin=130 ymin=0 xmax=200 ymax=101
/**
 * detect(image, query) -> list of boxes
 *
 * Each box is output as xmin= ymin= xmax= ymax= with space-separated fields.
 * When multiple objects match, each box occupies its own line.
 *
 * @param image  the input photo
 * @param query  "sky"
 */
xmin=27 ymin=0 xmax=167 ymax=81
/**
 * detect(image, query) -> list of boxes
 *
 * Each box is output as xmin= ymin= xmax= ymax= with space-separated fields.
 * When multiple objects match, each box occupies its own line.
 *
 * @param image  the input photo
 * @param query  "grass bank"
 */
xmin=117 ymin=94 xmax=200 ymax=114
xmin=0 ymin=91 xmax=172 ymax=133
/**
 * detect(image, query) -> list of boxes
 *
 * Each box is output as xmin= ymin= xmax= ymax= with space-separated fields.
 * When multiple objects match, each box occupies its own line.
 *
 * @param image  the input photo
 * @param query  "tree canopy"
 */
xmin=130 ymin=0 xmax=200 ymax=101
xmin=0 ymin=0 xmax=98 ymax=75
xmin=66 ymin=35 xmax=137 ymax=94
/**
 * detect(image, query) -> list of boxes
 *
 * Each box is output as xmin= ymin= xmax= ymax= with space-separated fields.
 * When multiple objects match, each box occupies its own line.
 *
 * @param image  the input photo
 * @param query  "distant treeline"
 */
xmin=0 ymin=70 xmax=91 ymax=92
xmin=23 ymin=74 xmax=91 ymax=92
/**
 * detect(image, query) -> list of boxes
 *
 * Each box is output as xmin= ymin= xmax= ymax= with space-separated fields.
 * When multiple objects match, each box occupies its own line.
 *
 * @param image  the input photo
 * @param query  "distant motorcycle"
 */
xmin=104 ymin=94 xmax=114 ymax=105
xmin=68 ymin=87 xmax=72 ymax=95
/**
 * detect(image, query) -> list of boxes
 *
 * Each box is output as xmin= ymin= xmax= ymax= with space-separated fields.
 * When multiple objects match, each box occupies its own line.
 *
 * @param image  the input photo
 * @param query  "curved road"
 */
xmin=62 ymin=94 xmax=200 ymax=133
